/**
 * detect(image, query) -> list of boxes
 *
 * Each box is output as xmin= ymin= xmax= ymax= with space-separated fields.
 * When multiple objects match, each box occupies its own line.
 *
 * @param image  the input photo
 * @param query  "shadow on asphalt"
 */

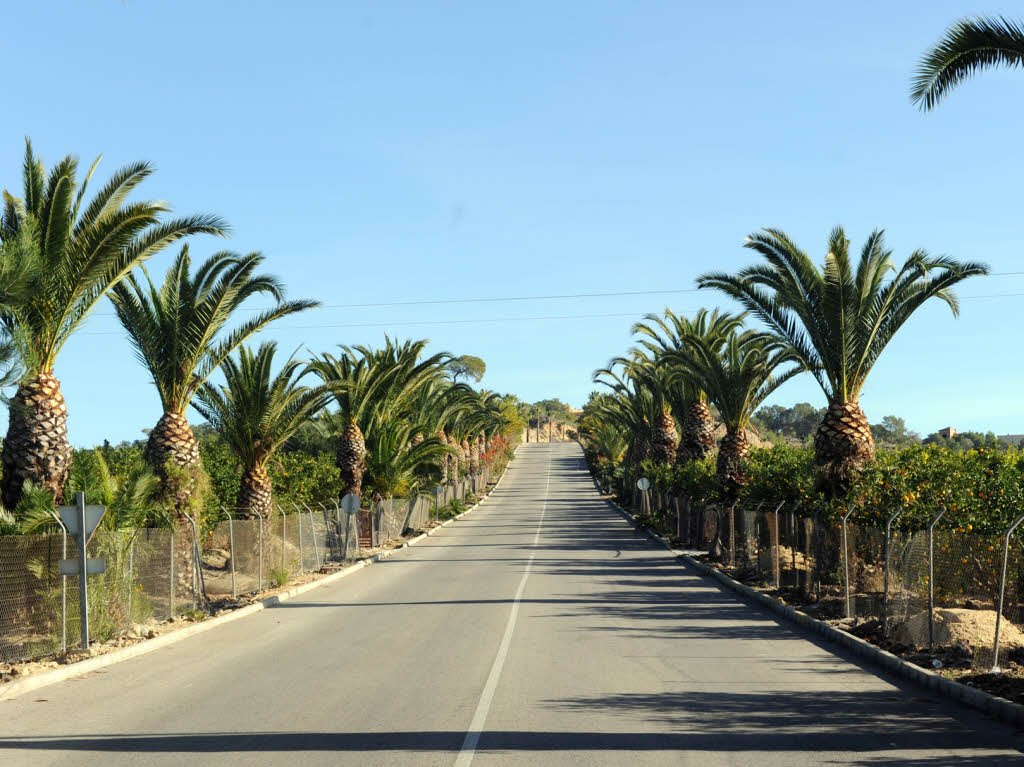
xmin=0 ymin=729 xmax=1019 ymax=762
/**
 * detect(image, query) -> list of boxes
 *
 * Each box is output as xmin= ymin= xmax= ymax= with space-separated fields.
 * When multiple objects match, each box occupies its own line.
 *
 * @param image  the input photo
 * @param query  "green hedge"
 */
xmin=616 ymin=443 xmax=1024 ymax=535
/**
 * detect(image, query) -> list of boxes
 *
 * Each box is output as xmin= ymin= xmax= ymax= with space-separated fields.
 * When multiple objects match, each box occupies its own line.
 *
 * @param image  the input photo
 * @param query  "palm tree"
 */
xmin=362 ymin=419 xmax=449 ymax=499
xmin=699 ymin=227 xmax=987 ymax=494
xmin=0 ymin=140 xmax=226 ymax=508
xmin=592 ymin=364 xmax=658 ymax=470
xmin=110 ymin=246 xmax=317 ymax=507
xmin=912 ymin=16 xmax=1024 ymax=110
xmin=668 ymin=329 xmax=803 ymax=499
xmin=193 ymin=342 xmax=331 ymax=517
xmin=616 ymin=354 xmax=678 ymax=465
xmin=310 ymin=339 xmax=452 ymax=501
xmin=631 ymin=309 xmax=744 ymax=464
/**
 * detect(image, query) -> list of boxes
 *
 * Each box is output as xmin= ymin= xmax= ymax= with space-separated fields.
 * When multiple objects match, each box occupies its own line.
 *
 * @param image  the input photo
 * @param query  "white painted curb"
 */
xmin=0 ymin=450 xmax=519 ymax=702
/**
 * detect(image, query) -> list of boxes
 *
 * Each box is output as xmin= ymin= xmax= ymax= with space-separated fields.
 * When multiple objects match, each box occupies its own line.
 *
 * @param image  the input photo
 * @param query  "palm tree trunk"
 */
xmin=436 ymin=430 xmax=449 ymax=484
xmin=677 ymin=399 xmax=715 ymax=465
xmin=237 ymin=464 xmax=273 ymax=518
xmin=459 ymin=438 xmax=470 ymax=477
xmin=1 ymin=371 xmax=73 ymax=509
xmin=469 ymin=436 xmax=480 ymax=476
xmin=445 ymin=433 xmax=458 ymax=484
xmin=147 ymin=411 xmax=201 ymax=469
xmin=337 ymin=419 xmax=366 ymax=499
xmin=651 ymin=412 xmax=678 ymax=465
xmin=716 ymin=427 xmax=750 ymax=503
xmin=814 ymin=400 xmax=876 ymax=497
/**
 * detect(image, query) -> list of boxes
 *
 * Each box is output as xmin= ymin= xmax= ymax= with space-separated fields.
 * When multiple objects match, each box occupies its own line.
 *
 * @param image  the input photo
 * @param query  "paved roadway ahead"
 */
xmin=3 ymin=443 xmax=1023 ymax=766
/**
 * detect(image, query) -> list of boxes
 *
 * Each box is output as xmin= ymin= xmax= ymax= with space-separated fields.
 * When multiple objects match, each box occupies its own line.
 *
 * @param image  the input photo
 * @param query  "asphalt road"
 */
xmin=2 ymin=442 xmax=1022 ymax=766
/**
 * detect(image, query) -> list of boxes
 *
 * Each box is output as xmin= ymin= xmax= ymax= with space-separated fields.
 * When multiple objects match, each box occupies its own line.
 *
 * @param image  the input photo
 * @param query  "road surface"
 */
xmin=2 ymin=442 xmax=1022 ymax=765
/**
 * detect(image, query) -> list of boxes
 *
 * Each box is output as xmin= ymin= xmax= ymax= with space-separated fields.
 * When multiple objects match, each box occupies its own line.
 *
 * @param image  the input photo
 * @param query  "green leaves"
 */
xmin=110 ymin=246 xmax=318 ymax=414
xmin=912 ymin=15 xmax=1024 ymax=110
xmin=193 ymin=341 xmax=331 ymax=471
xmin=0 ymin=139 xmax=229 ymax=372
xmin=699 ymin=227 xmax=987 ymax=405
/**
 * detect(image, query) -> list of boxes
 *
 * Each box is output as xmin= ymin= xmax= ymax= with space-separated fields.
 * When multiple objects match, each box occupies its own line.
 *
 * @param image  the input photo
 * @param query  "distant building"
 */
xmin=938 ymin=427 xmax=957 ymax=439
xmin=999 ymin=434 xmax=1024 ymax=447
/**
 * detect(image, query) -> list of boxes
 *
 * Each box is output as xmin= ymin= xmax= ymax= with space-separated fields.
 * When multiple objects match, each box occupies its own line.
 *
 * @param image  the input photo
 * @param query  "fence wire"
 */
xmin=631 ymin=489 xmax=1024 ymax=671
xmin=1 ymin=475 xmax=483 ymax=664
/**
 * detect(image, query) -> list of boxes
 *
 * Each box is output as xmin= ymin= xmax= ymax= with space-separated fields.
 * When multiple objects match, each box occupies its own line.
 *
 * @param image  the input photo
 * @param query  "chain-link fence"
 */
xmin=630 ymin=489 xmax=1024 ymax=671
xmin=1 ymin=475 xmax=485 ymax=665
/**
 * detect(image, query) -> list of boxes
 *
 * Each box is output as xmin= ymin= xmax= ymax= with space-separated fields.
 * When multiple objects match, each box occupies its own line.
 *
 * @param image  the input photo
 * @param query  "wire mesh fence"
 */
xmin=0 ymin=475 xmax=484 ymax=665
xmin=629 ymin=489 xmax=1024 ymax=671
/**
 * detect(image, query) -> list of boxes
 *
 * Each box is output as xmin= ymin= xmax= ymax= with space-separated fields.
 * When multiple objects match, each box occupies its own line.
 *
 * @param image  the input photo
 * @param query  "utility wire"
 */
xmin=80 ymin=311 xmax=661 ymax=335
xmin=86 ymin=271 xmax=1024 ymax=317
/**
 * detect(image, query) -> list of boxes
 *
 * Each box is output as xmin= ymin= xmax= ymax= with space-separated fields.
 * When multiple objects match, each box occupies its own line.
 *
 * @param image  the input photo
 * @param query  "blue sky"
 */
xmin=2 ymin=1 xmax=1023 ymax=446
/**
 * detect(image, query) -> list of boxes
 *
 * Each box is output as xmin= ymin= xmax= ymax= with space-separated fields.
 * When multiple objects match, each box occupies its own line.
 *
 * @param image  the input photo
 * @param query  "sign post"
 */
xmin=57 ymin=492 xmax=106 ymax=652
xmin=340 ymin=493 xmax=359 ymax=556
xmin=636 ymin=477 xmax=651 ymax=516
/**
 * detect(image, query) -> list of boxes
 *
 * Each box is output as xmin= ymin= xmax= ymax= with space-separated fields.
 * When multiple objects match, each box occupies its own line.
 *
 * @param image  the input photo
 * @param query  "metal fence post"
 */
xmin=318 ymin=503 xmax=333 ymax=562
xmin=128 ymin=535 xmax=135 ymax=621
xmin=992 ymin=511 xmax=1024 ymax=672
xmin=50 ymin=510 xmax=68 ymax=652
xmin=927 ymin=507 xmax=947 ymax=653
xmin=335 ymin=501 xmax=349 ymax=560
xmin=294 ymin=503 xmax=305 ymax=571
xmin=280 ymin=508 xmax=287 ymax=572
xmin=304 ymin=504 xmax=321 ymax=569
xmin=224 ymin=507 xmax=237 ymax=599
xmin=253 ymin=507 xmax=265 ymax=592
xmin=883 ymin=509 xmax=902 ymax=638
xmin=169 ymin=528 xmax=175 ymax=620
xmin=771 ymin=501 xmax=783 ymax=589
xmin=728 ymin=502 xmax=736 ymax=567
xmin=841 ymin=504 xmax=855 ymax=619
xmin=181 ymin=511 xmax=206 ymax=610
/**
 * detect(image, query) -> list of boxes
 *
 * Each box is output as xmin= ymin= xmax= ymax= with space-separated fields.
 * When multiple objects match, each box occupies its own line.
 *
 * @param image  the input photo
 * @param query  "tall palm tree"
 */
xmin=668 ymin=329 xmax=803 ymax=499
xmin=631 ymin=309 xmax=744 ymax=464
xmin=912 ymin=16 xmax=1024 ymax=110
xmin=193 ymin=342 xmax=331 ymax=517
xmin=699 ymin=227 xmax=987 ymax=494
xmin=0 ymin=140 xmax=225 ymax=508
xmin=110 ymin=246 xmax=317 ymax=505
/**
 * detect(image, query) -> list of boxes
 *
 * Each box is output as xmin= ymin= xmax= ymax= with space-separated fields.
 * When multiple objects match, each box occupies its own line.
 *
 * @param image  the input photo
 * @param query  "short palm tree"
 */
xmin=912 ymin=16 xmax=1024 ymax=110
xmin=310 ymin=339 xmax=452 ymax=501
xmin=699 ymin=227 xmax=987 ymax=494
xmin=362 ymin=419 xmax=449 ymax=499
xmin=592 ymin=365 xmax=658 ymax=469
xmin=0 ymin=140 xmax=225 ymax=508
xmin=193 ymin=342 xmax=331 ymax=517
xmin=668 ymin=329 xmax=803 ymax=499
xmin=631 ymin=309 xmax=744 ymax=464
xmin=110 ymin=246 xmax=317 ymax=506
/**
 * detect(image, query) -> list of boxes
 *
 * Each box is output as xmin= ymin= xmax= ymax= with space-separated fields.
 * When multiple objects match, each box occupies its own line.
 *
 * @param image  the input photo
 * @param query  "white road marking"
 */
xmin=454 ymin=448 xmax=552 ymax=767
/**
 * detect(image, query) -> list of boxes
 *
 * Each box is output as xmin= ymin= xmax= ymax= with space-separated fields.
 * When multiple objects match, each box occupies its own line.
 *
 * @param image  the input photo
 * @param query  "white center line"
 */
xmin=454 ymin=448 xmax=552 ymax=767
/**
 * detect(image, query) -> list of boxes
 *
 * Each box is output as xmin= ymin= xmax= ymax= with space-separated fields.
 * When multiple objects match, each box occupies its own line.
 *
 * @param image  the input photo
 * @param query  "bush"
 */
xmin=589 ymin=443 xmax=1024 ymax=534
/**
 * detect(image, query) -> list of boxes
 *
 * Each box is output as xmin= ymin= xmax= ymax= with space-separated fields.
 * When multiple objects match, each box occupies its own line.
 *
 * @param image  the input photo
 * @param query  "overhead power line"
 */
xmin=87 ymin=271 xmax=1024 ymax=317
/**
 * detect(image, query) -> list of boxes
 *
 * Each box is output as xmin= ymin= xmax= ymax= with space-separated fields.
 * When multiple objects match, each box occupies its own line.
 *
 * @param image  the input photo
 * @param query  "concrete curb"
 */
xmin=598 ymin=488 xmax=1024 ymax=728
xmin=0 ymin=451 xmax=519 ymax=702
